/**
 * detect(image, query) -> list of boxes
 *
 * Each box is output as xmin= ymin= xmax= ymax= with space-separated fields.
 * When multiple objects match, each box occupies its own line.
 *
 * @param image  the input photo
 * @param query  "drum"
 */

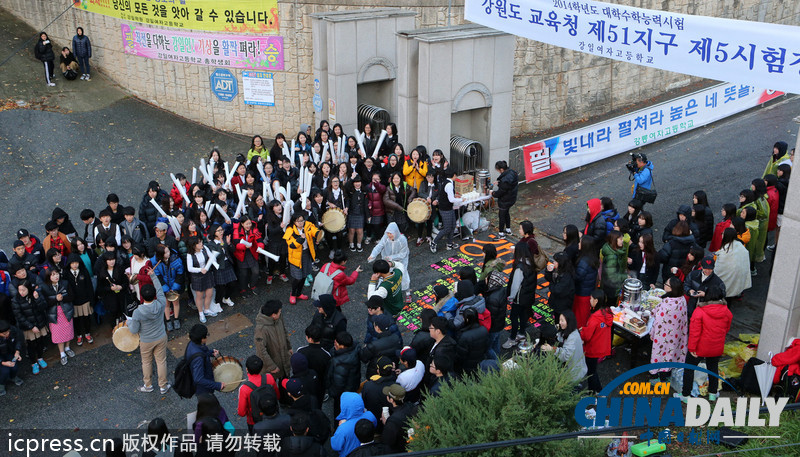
xmin=322 ymin=207 xmax=346 ymax=233
xmin=112 ymin=321 xmax=140 ymax=352
xmin=212 ymin=356 xmax=243 ymax=393
xmin=407 ymin=198 xmax=432 ymax=223
xmin=165 ymin=291 xmax=180 ymax=302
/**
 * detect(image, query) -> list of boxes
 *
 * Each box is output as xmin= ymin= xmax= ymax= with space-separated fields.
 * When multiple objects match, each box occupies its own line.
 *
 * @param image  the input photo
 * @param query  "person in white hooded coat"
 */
xmin=367 ymin=222 xmax=411 ymax=295
xmin=713 ymin=227 xmax=752 ymax=299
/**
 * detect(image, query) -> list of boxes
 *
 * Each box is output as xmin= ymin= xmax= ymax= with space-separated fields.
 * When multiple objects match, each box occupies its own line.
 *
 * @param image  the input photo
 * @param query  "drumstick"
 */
xmin=372 ymin=130 xmax=387 ymax=159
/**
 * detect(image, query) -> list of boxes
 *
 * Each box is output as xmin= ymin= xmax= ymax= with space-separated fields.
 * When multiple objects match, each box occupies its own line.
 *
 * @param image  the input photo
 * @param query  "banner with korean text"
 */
xmin=74 ymin=0 xmax=278 ymax=33
xmin=516 ymin=84 xmax=783 ymax=182
xmin=121 ymin=24 xmax=284 ymax=71
xmin=465 ymin=0 xmax=800 ymax=94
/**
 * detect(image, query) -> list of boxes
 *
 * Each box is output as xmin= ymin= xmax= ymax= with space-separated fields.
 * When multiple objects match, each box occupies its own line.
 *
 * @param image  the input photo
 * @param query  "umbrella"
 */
xmin=754 ymin=352 xmax=776 ymax=406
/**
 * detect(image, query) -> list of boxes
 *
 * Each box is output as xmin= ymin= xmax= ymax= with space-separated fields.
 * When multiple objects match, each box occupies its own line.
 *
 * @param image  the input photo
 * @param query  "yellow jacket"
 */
xmin=402 ymin=160 xmax=428 ymax=189
xmin=283 ymin=221 xmax=319 ymax=268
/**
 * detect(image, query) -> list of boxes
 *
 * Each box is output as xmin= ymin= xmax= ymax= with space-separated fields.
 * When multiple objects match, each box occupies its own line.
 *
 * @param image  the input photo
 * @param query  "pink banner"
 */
xmin=121 ymin=23 xmax=283 ymax=71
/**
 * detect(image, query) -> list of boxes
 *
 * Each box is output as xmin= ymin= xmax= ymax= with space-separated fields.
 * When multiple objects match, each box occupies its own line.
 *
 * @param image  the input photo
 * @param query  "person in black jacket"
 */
xmin=684 ymin=256 xmax=727 ymax=317
xmin=58 ymin=47 xmax=79 ymax=79
xmin=34 ymin=32 xmax=56 ymax=86
xmin=0 ymin=320 xmax=24 ymax=396
xmin=361 ymin=356 xmax=397 ymax=428
xmin=297 ymin=325 xmax=331 ymax=404
xmin=349 ymin=418 xmax=386 ymax=457
xmin=283 ymin=379 xmax=331 ymax=445
xmin=310 ymin=294 xmax=346 ymax=353
xmin=410 ymin=308 xmax=436 ymax=359
xmin=345 ymin=176 xmax=369 ymax=252
xmin=65 ymin=254 xmax=94 ymax=346
xmin=139 ymin=182 xmax=168 ymax=237
xmin=491 ymin=160 xmax=519 ymax=237
xmin=544 ymin=251 xmax=576 ymax=317
xmin=455 ymin=308 xmax=489 ymax=375
xmin=381 ymin=384 xmax=418 ymax=453
xmin=280 ymin=413 xmax=326 ymax=457
xmin=658 ymin=221 xmax=698 ymax=284
xmin=359 ymin=314 xmax=402 ymax=378
xmin=426 ymin=316 xmax=459 ymax=382
xmin=327 ymin=331 xmax=360 ymax=421
xmin=72 ymin=27 xmax=92 ymax=81
xmin=11 ymin=281 xmax=49 ymax=374
xmin=662 ymin=205 xmax=701 ymax=243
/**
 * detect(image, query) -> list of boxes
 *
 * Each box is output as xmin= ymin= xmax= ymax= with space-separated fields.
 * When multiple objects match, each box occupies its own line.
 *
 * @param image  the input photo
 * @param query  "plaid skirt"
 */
xmin=215 ymin=266 xmax=237 ymax=285
xmin=289 ymin=250 xmax=313 ymax=280
xmin=191 ymin=271 xmax=216 ymax=291
xmin=348 ymin=213 xmax=365 ymax=229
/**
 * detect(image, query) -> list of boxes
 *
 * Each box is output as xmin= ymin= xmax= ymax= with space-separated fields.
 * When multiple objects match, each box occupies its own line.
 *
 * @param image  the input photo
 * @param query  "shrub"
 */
xmin=408 ymin=354 xmax=606 ymax=456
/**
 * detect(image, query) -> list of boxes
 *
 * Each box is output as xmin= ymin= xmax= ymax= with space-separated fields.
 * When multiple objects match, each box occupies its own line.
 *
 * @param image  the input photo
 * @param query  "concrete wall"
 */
xmin=3 ymin=0 xmax=799 ymax=139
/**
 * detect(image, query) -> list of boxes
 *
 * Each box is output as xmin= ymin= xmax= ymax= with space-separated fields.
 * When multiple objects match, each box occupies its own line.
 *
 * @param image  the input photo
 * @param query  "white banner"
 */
xmin=516 ymin=83 xmax=784 ymax=182
xmin=465 ymin=0 xmax=800 ymax=94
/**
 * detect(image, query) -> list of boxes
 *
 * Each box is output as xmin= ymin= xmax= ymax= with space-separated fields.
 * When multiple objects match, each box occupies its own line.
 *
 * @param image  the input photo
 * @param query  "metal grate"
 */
xmin=449 ymin=135 xmax=482 ymax=174
xmin=357 ymin=104 xmax=390 ymax=132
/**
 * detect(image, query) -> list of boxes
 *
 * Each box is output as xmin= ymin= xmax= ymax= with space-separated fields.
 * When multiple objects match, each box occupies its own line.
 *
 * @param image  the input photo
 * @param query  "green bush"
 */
xmin=408 ymin=354 xmax=607 ymax=456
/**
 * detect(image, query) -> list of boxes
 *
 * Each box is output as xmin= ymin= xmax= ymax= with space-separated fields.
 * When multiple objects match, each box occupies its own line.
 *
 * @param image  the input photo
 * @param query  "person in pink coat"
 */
xmin=649 ymin=277 xmax=688 ymax=384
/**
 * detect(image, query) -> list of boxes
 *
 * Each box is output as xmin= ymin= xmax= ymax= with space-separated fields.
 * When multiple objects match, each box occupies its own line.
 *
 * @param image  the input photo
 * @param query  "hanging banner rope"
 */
xmin=465 ymin=0 xmax=800 ymax=94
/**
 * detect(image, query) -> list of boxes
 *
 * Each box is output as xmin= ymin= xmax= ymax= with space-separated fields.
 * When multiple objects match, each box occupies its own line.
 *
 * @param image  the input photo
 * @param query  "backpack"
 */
xmin=243 ymin=374 xmax=277 ymax=423
xmin=174 ymin=351 xmax=204 ymax=399
xmin=64 ymin=69 xmax=78 ymax=80
xmin=310 ymin=263 xmax=342 ymax=301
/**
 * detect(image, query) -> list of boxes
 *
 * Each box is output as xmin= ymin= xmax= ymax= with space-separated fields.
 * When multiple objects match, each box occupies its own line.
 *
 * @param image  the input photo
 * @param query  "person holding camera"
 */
xmin=628 ymin=153 xmax=655 ymax=205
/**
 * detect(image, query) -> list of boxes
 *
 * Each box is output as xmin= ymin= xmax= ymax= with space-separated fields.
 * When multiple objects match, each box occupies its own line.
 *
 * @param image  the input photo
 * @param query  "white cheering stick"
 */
xmin=192 ymin=167 xmax=197 ymax=185
xmin=207 ymin=204 xmax=215 ymax=220
xmin=256 ymin=160 xmax=268 ymax=183
xmin=225 ymin=161 xmax=240 ymax=189
xmin=322 ymin=142 xmax=329 ymax=163
xmin=312 ymin=148 xmax=320 ymax=164
xmin=372 ymin=130 xmax=387 ymax=159
xmin=354 ymin=129 xmax=366 ymax=158
xmin=304 ymin=169 xmax=312 ymax=194
xmin=170 ymin=173 xmax=191 ymax=206
xmin=282 ymin=141 xmax=290 ymax=160
xmin=298 ymin=165 xmax=305 ymax=194
xmin=204 ymin=201 xmax=212 ymax=213
xmin=167 ymin=216 xmax=182 ymax=240
xmin=207 ymin=250 xmax=220 ymax=270
xmin=282 ymin=198 xmax=292 ymax=226
xmin=233 ymin=188 xmax=246 ymax=219
xmin=330 ymin=140 xmax=337 ymax=165
xmin=150 ymin=198 xmax=168 ymax=218
xmin=199 ymin=159 xmax=212 ymax=183
xmin=215 ymin=204 xmax=231 ymax=224
xmin=291 ymin=139 xmax=296 ymax=158
xmin=273 ymin=181 xmax=284 ymax=202
xmin=256 ymin=247 xmax=280 ymax=262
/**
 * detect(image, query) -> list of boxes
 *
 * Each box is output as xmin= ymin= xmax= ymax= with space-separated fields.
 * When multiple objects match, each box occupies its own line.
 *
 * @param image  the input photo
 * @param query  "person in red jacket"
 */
xmin=679 ymin=285 xmax=732 ymax=402
xmin=233 ymin=216 xmax=264 ymax=294
xmin=764 ymin=175 xmax=780 ymax=233
xmin=580 ymin=289 xmax=613 ymax=393
xmin=320 ymin=250 xmax=362 ymax=311
xmin=771 ymin=338 xmax=800 ymax=385
xmin=237 ymin=355 xmax=279 ymax=434
xmin=169 ymin=173 xmax=190 ymax=209
xmin=709 ymin=203 xmax=736 ymax=253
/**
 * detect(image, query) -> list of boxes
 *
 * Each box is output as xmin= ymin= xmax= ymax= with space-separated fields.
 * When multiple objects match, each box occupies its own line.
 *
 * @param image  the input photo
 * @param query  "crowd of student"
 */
xmin=0 ymin=119 xmax=792 ymax=455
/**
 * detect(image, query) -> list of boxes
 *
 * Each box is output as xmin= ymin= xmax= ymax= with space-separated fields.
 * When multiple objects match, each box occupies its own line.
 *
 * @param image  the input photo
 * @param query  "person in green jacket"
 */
xmin=763 ymin=141 xmax=790 ymax=178
xmin=367 ymin=259 xmax=404 ymax=316
xmin=740 ymin=206 xmax=760 ymax=276
xmin=750 ymin=180 xmax=770 ymax=263
xmin=246 ymin=135 xmax=270 ymax=163
xmin=600 ymin=230 xmax=629 ymax=307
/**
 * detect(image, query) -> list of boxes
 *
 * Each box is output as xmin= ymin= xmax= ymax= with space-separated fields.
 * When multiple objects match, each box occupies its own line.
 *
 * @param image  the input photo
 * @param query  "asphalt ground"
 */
xmin=1 ymin=4 xmax=798 ymax=441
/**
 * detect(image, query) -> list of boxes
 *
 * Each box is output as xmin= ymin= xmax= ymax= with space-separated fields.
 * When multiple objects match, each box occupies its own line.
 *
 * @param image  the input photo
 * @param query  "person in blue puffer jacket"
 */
xmin=151 ymin=244 xmax=184 ymax=331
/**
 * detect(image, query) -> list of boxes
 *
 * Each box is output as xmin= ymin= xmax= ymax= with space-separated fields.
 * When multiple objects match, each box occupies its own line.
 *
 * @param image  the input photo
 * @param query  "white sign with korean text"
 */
xmin=242 ymin=71 xmax=275 ymax=106
xmin=516 ymin=83 xmax=783 ymax=182
xmin=465 ymin=0 xmax=800 ymax=94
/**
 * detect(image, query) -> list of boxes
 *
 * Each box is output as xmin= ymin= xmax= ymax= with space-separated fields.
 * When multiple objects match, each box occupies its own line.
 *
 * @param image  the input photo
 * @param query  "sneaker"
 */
xmin=709 ymin=393 xmax=718 ymax=402
xmin=501 ymin=338 xmax=518 ymax=349
xmin=210 ymin=302 xmax=223 ymax=314
xmin=85 ymin=75 xmax=91 ymax=81
xmin=47 ymin=82 xmax=55 ymax=87
xmin=766 ymin=244 xmax=776 ymax=251
xmin=223 ymin=297 xmax=235 ymax=307
xmin=323 ymin=393 xmax=330 ymax=402
xmin=515 ymin=333 xmax=527 ymax=342
xmin=173 ymin=319 xmax=181 ymax=330
xmin=32 ymin=364 xmax=40 ymax=375
xmin=279 ymin=274 xmax=289 ymax=282
xmin=673 ymin=392 xmax=689 ymax=403
xmin=160 ymin=383 xmax=172 ymax=395
xmin=60 ymin=356 xmax=68 ymax=366
xmin=138 ymin=385 xmax=154 ymax=393
xmin=205 ymin=310 xmax=218 ymax=317
xmin=267 ymin=275 xmax=273 ymax=285
xmin=357 ymin=244 xmax=363 ymax=252
xmin=12 ymin=376 xmax=23 ymax=386
xmin=298 ymin=294 xmax=309 ymax=300
xmin=85 ymin=334 xmax=94 ymax=344
xmin=430 ymin=242 xmax=438 ymax=253
xmin=751 ymin=268 xmax=758 ymax=276
xmin=311 ymin=264 xmax=320 ymax=272
xmin=505 ymin=228 xmax=513 ymax=235
xmin=446 ymin=243 xmax=459 ymax=250
xmin=166 ymin=320 xmax=174 ymax=332
xmin=38 ymin=359 xmax=47 ymax=368
xmin=497 ymin=232 xmax=506 ymax=239
xmin=250 ymin=285 xmax=258 ymax=294
xmin=289 ymin=296 xmax=297 ymax=305
xmin=364 ymin=237 xmax=371 ymax=245
xmin=198 ymin=313 xmax=207 ymax=323
xmin=349 ymin=244 xmax=356 ymax=252
xmin=65 ymin=348 xmax=75 ymax=358
xmin=76 ymin=335 xmax=83 ymax=346
xmin=304 ymin=278 xmax=311 ymax=287
xmin=416 ymin=238 xmax=424 ymax=246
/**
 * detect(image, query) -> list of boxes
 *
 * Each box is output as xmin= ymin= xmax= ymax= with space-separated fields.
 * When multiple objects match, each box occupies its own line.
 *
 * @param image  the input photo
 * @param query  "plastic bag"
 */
xmin=718 ymin=358 xmax=743 ymax=379
xmin=670 ymin=367 xmax=684 ymax=395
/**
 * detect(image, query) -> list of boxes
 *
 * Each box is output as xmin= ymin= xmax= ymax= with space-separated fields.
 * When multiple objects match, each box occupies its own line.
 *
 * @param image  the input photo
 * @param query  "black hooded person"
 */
xmin=310 ymin=294 xmax=347 ymax=353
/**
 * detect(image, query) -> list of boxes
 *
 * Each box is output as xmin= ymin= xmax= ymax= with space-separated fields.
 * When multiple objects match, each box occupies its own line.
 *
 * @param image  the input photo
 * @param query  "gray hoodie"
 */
xmin=128 ymin=273 xmax=167 ymax=343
